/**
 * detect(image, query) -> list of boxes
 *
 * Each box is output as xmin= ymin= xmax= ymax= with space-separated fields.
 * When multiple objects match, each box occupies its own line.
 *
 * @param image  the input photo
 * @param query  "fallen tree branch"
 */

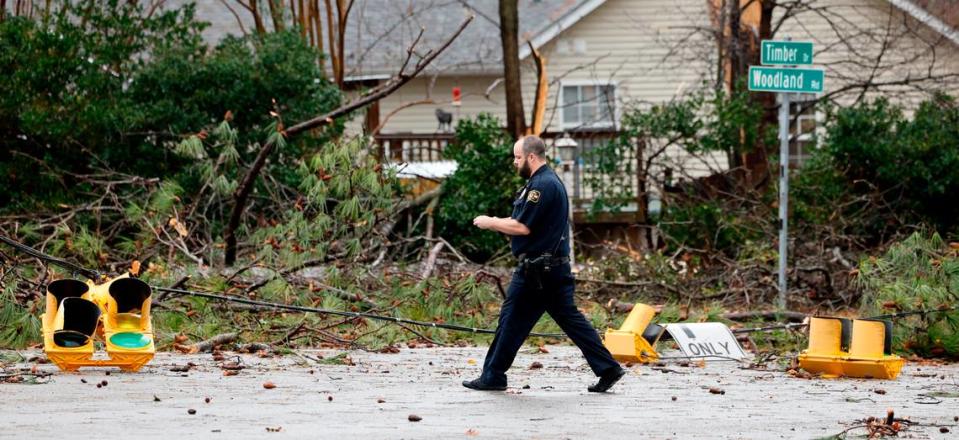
xmin=420 ymin=241 xmax=445 ymax=279
xmin=721 ymin=310 xmax=807 ymax=323
xmin=223 ymin=15 xmax=474 ymax=265
xmin=174 ymin=333 xmax=238 ymax=354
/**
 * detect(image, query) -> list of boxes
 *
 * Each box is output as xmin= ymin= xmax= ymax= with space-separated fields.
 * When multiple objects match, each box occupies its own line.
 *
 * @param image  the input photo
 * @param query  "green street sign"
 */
xmin=761 ymin=40 xmax=814 ymax=65
xmin=748 ymin=66 xmax=824 ymax=93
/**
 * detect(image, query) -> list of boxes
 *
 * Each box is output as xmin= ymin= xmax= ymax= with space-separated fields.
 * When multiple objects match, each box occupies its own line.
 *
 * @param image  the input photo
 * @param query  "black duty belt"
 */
xmin=516 ymin=253 xmax=569 ymax=291
xmin=518 ymin=254 xmax=570 ymax=266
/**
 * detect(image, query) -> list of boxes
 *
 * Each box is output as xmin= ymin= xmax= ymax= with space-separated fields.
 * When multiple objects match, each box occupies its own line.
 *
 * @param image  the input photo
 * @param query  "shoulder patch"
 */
xmin=527 ymin=190 xmax=541 ymax=203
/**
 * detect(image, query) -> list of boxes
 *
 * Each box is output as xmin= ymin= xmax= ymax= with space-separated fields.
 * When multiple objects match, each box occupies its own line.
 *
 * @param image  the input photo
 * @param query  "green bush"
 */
xmin=436 ymin=114 xmax=522 ymax=262
xmin=0 ymin=2 xmax=205 ymax=206
xmin=0 ymin=2 xmax=341 ymax=212
xmin=858 ymin=232 xmax=959 ymax=359
xmin=817 ymin=94 xmax=959 ymax=234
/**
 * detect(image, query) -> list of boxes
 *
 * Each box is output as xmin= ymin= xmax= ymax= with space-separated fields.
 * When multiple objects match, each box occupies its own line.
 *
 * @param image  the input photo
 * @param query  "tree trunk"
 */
xmin=740 ymin=0 xmax=775 ymax=189
xmin=268 ymin=0 xmax=286 ymax=32
xmin=499 ymin=0 xmax=526 ymax=139
xmin=247 ymin=0 xmax=267 ymax=35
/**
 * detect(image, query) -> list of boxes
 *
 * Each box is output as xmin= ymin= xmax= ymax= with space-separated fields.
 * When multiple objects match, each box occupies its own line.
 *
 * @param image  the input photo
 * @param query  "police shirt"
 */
xmin=510 ymin=165 xmax=570 ymax=258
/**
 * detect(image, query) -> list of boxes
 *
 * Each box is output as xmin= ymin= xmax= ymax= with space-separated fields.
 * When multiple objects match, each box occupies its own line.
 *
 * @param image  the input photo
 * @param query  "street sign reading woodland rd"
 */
xmin=748 ymin=66 xmax=824 ymax=93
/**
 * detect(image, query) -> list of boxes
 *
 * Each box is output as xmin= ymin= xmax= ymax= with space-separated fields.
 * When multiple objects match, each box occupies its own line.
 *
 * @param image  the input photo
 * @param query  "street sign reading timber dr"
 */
xmin=748 ymin=66 xmax=824 ymax=93
xmin=761 ymin=40 xmax=814 ymax=65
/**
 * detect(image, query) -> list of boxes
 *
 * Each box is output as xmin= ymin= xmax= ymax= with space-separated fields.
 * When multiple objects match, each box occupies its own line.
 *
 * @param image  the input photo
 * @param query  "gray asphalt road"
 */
xmin=1 ymin=347 xmax=957 ymax=439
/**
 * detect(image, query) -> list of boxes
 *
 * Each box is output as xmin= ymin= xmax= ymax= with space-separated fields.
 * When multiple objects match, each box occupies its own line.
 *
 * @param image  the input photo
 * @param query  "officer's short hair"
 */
xmin=521 ymin=135 xmax=547 ymax=159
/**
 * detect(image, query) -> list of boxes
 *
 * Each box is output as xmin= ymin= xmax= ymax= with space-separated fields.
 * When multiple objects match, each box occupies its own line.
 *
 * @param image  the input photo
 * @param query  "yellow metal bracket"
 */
xmin=603 ymin=303 xmax=664 ymax=363
xmin=798 ymin=316 xmax=904 ymax=379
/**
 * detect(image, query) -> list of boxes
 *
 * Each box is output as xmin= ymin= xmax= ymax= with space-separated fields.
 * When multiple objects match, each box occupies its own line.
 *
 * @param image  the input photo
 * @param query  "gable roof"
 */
xmin=178 ymin=0 xmax=958 ymax=79
xmin=173 ymin=0 xmax=598 ymax=77
xmin=887 ymin=0 xmax=959 ymax=47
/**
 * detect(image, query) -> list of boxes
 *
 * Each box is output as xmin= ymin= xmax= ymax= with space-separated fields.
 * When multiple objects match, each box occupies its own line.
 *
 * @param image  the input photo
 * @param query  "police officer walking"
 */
xmin=463 ymin=135 xmax=626 ymax=393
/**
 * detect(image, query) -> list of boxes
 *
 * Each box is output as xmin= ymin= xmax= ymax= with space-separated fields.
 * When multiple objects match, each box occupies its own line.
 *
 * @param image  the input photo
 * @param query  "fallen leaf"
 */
xmin=537 ymin=345 xmax=549 ymax=354
xmin=466 ymin=428 xmax=479 ymax=436
xmin=263 ymin=381 xmax=276 ymax=389
xmin=187 ymin=409 xmax=196 ymax=415
xmin=874 ymin=389 xmax=887 ymax=395
xmin=708 ymin=387 xmax=725 ymax=395
xmin=153 ymin=395 xmax=161 ymax=402
xmin=266 ymin=427 xmax=282 ymax=433
xmin=467 ymin=359 xmax=477 ymax=365
xmin=529 ymin=362 xmax=543 ymax=370
xmin=168 ymin=217 xmax=188 ymax=237
xmin=377 ymin=398 xmax=386 ymax=403
xmin=222 ymin=370 xmax=239 ymax=377
xmin=408 ymin=414 xmax=422 ymax=422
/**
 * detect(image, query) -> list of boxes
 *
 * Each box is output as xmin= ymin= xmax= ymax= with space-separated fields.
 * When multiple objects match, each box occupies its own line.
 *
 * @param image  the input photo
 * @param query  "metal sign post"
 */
xmin=748 ymin=39 xmax=823 ymax=310
xmin=777 ymin=92 xmax=790 ymax=310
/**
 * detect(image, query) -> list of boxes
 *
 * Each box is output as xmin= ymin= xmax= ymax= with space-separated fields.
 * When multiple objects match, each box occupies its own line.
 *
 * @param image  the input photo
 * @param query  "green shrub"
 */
xmin=858 ymin=232 xmax=959 ymax=358
xmin=818 ymin=94 xmax=959 ymax=234
xmin=436 ymin=114 xmax=522 ymax=262
xmin=0 ymin=3 xmax=341 ymax=212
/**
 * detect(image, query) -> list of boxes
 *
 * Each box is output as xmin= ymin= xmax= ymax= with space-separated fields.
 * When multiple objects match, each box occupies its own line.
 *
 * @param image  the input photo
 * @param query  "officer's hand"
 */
xmin=473 ymin=215 xmax=495 ymax=230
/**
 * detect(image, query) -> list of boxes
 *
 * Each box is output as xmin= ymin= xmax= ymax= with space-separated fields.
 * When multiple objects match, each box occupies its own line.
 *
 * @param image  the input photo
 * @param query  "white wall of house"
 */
xmin=373 ymin=0 xmax=728 ymax=181
xmin=372 ymin=0 xmax=959 ymax=179
xmin=772 ymin=0 xmax=959 ymax=109
xmin=376 ymin=75 xmax=506 ymax=133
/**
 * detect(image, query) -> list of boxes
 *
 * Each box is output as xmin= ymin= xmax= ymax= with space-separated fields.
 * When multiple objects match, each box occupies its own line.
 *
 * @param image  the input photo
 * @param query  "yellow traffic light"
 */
xmin=603 ymin=303 xmax=664 ymax=363
xmin=798 ymin=316 xmax=904 ymax=379
xmin=43 ymin=274 xmax=155 ymax=372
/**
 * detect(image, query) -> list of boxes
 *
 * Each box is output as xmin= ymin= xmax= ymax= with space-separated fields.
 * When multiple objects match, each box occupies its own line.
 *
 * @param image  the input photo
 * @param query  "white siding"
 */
xmin=375 ymin=75 xmax=507 ymax=134
xmin=772 ymin=0 xmax=959 ymax=109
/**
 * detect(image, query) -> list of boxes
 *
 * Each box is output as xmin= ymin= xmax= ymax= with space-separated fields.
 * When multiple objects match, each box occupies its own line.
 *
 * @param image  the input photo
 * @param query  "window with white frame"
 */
xmin=560 ymin=83 xmax=616 ymax=129
xmin=789 ymin=98 xmax=823 ymax=167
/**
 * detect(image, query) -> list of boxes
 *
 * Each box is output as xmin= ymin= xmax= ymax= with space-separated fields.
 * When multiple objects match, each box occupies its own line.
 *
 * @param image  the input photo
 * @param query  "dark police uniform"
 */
xmin=479 ymin=165 xmax=621 ymax=387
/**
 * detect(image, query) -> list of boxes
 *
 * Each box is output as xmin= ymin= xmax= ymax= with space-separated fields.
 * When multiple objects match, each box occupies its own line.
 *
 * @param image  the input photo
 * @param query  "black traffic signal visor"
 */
xmin=53 ymin=297 xmax=101 ymax=348
xmin=109 ymin=278 xmax=152 ymax=313
xmin=47 ymin=279 xmax=89 ymax=302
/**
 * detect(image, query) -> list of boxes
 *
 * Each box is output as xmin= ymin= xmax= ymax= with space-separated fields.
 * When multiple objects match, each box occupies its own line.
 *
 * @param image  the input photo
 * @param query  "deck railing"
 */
xmin=374 ymin=129 xmax=642 ymax=213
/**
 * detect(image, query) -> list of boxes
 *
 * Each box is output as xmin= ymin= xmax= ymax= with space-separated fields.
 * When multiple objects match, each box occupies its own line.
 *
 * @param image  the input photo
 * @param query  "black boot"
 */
xmin=462 ymin=378 xmax=507 ymax=391
xmin=588 ymin=367 xmax=626 ymax=393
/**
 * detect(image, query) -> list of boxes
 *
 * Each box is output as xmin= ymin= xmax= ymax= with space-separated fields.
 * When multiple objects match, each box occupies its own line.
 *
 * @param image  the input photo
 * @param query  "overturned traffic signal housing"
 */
xmin=43 ymin=274 xmax=155 ymax=372
xmin=798 ymin=316 xmax=904 ymax=379
xmin=603 ymin=303 xmax=665 ymax=363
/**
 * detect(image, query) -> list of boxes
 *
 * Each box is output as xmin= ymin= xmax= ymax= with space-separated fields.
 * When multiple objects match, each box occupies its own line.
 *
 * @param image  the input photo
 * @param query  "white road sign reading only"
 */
xmin=663 ymin=323 xmax=748 ymax=360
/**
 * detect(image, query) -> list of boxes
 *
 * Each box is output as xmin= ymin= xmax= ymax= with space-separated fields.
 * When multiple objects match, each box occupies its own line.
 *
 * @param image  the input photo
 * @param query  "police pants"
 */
xmin=480 ymin=263 xmax=620 ymax=386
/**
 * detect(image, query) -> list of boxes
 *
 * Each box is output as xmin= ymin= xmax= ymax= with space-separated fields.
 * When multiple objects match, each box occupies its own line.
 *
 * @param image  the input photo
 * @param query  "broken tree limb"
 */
xmin=223 ymin=15 xmax=474 ymax=265
xmin=721 ymin=311 xmax=807 ymax=323
xmin=420 ymin=241 xmax=445 ymax=279
xmin=175 ymin=333 xmax=238 ymax=354
xmin=376 ymin=186 xmax=444 ymax=238
xmin=525 ymin=40 xmax=548 ymax=136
